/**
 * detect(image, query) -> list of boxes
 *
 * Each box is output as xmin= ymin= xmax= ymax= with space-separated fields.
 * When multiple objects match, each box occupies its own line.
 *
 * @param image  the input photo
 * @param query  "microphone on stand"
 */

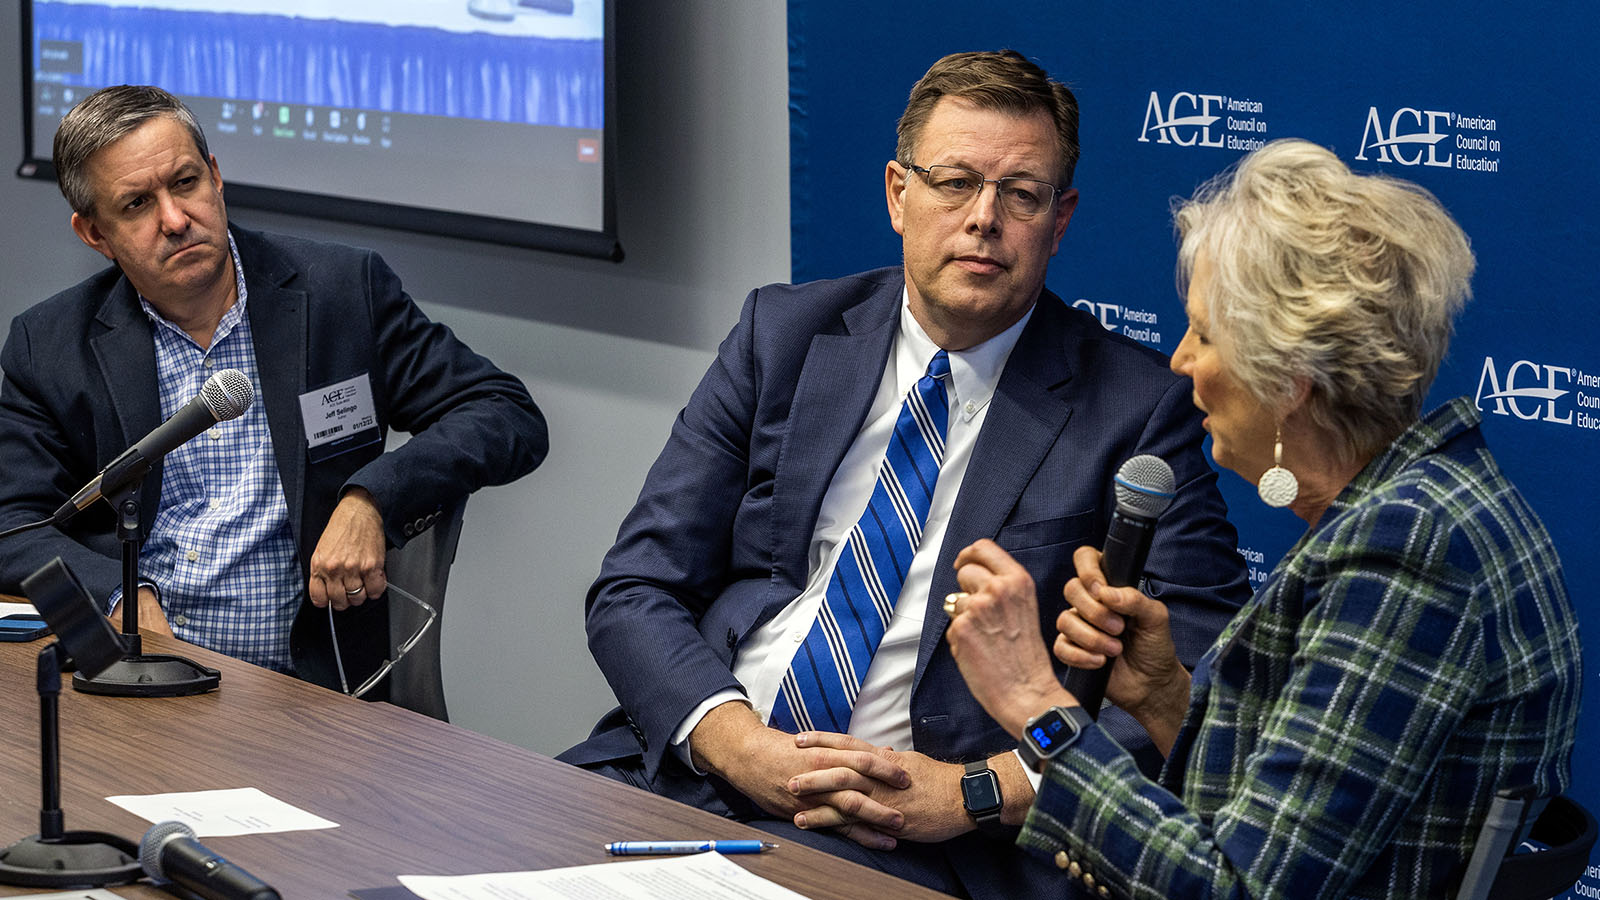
xmin=138 ymin=821 xmax=281 ymax=900
xmin=1064 ymin=454 xmax=1176 ymax=719
xmin=53 ymin=368 xmax=253 ymax=525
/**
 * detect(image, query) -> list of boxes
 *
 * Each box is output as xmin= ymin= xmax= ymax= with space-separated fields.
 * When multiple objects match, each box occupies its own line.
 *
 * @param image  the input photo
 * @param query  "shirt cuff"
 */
xmin=1013 ymin=748 xmax=1045 ymax=794
xmin=669 ymin=688 xmax=750 ymax=774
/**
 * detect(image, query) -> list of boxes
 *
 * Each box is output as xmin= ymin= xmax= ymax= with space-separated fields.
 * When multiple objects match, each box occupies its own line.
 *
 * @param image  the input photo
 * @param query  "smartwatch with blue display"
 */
xmin=1017 ymin=705 xmax=1096 ymax=773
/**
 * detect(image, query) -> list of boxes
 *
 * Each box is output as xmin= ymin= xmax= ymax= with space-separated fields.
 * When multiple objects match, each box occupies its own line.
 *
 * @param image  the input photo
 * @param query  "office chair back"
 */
xmin=1455 ymin=791 xmax=1597 ymax=900
xmin=383 ymin=495 xmax=467 ymax=721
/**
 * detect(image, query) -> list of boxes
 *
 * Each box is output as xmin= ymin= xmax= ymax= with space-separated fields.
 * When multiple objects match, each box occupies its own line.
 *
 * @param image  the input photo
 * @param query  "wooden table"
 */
xmin=0 ymin=631 xmax=950 ymax=899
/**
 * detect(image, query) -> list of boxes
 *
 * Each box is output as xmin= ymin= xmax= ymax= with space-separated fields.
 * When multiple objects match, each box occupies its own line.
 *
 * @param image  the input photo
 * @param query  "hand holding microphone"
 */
xmin=1058 ymin=455 xmax=1176 ymax=717
xmin=946 ymin=455 xmax=1186 ymax=738
xmin=1056 ymin=456 xmax=1192 ymax=730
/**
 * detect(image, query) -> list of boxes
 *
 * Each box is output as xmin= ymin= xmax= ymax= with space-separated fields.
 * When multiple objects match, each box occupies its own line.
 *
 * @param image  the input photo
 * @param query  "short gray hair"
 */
xmin=1174 ymin=138 xmax=1475 ymax=464
xmin=53 ymin=85 xmax=210 ymax=216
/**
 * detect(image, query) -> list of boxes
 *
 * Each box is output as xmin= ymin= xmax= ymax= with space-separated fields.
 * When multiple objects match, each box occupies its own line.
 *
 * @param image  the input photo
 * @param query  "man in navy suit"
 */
xmin=0 ymin=85 xmax=547 ymax=692
xmin=561 ymin=51 xmax=1249 ymax=896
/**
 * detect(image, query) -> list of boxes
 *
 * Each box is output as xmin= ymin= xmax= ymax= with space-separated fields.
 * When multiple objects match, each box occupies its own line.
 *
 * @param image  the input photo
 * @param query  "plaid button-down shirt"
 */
xmin=1018 ymin=397 xmax=1582 ymax=900
xmin=112 ymin=233 xmax=302 ymax=671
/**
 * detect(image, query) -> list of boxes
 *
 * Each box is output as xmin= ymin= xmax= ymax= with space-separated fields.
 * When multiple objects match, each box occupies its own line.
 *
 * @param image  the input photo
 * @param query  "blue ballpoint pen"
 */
xmin=605 ymin=840 xmax=778 ymax=856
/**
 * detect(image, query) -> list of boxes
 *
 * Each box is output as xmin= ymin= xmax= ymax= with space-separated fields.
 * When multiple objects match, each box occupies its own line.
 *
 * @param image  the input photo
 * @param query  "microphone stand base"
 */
xmin=72 ymin=654 xmax=220 ymax=697
xmin=0 ymin=830 xmax=142 ymax=888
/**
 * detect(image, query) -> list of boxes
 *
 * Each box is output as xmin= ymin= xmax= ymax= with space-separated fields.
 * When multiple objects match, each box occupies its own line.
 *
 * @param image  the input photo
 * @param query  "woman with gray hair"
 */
xmin=943 ymin=138 xmax=1580 ymax=899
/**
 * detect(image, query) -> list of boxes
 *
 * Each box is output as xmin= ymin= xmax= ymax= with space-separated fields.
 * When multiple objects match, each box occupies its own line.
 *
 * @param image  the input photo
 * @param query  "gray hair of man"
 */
xmin=1174 ymin=138 xmax=1476 ymax=465
xmin=52 ymin=84 xmax=211 ymax=217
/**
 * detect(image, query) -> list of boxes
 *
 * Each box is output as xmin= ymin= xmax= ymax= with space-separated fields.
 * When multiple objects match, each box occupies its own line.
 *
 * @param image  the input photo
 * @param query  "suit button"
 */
xmin=1054 ymin=851 xmax=1069 ymax=870
xmin=726 ymin=627 xmax=737 ymax=648
xmin=403 ymin=523 xmax=415 ymax=537
xmin=1069 ymin=861 xmax=1082 ymax=877
xmin=1082 ymin=872 xmax=1096 ymax=890
xmin=1098 ymin=887 xmax=1110 ymax=898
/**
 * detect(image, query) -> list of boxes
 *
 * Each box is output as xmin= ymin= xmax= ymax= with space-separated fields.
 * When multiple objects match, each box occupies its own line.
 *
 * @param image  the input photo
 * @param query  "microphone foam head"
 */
xmin=202 ymin=369 xmax=255 ymax=421
xmin=1113 ymin=454 xmax=1176 ymax=518
xmin=139 ymin=819 xmax=196 ymax=879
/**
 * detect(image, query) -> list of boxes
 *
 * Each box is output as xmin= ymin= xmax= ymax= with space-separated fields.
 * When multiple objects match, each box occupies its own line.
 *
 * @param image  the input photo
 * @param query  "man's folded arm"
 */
xmin=583 ymin=289 xmax=767 ymax=774
xmin=337 ymin=250 xmax=549 ymax=549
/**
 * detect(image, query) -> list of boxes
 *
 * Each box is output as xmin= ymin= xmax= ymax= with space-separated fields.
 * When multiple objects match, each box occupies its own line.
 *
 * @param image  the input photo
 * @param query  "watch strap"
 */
xmin=961 ymin=759 xmax=1006 ymax=835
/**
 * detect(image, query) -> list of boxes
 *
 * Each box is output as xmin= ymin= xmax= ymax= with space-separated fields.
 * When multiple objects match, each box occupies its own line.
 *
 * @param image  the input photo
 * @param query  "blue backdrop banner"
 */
xmin=789 ymin=4 xmax=1599 ymax=894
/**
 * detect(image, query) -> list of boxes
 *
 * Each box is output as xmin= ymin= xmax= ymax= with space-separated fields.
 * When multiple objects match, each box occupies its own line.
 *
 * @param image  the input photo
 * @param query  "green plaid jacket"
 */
xmin=1018 ymin=398 xmax=1581 ymax=900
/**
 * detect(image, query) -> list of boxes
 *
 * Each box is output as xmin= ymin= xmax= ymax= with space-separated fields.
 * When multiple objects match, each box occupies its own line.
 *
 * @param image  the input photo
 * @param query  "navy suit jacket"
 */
xmin=563 ymin=269 xmax=1249 ymax=898
xmin=0 ymin=226 xmax=548 ymax=685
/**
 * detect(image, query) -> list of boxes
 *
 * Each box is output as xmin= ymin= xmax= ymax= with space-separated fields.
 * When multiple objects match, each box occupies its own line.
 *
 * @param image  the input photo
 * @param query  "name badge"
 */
xmin=299 ymin=373 xmax=381 ymax=459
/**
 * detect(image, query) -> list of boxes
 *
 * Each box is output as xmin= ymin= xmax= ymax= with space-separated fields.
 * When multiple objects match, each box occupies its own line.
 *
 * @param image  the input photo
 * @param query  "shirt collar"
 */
xmin=138 ymin=230 xmax=249 ymax=349
xmin=1339 ymin=396 xmax=1480 ymax=501
xmin=896 ymin=288 xmax=1033 ymax=424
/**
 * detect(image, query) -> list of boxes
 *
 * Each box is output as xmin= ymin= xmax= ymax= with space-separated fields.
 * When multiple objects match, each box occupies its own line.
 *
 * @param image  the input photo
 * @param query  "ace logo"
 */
xmin=1137 ymin=91 xmax=1225 ymax=147
xmin=1354 ymin=107 xmax=1453 ymax=167
xmin=1475 ymin=357 xmax=1574 ymax=425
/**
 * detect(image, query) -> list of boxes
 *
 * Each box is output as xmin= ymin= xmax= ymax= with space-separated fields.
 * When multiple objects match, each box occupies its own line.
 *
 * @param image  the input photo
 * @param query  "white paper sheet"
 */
xmin=0 ymin=601 xmax=38 ymax=616
xmin=400 ymin=850 xmax=814 ymax=900
xmin=0 ymin=883 xmax=124 ymax=890
xmin=105 ymin=787 xmax=338 ymax=836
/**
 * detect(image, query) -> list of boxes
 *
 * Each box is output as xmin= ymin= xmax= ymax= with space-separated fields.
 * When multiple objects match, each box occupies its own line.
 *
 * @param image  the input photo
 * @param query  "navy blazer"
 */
xmin=0 ymin=226 xmax=548 ymax=685
xmin=564 ymin=269 xmax=1249 ymax=898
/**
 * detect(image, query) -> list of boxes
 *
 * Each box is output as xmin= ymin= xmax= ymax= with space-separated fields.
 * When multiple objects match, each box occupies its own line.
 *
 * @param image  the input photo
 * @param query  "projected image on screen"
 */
xmin=23 ymin=0 xmax=617 ymax=257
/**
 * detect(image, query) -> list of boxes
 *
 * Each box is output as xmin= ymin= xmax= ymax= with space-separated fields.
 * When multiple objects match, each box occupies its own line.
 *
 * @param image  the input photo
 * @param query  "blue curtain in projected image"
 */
xmin=34 ymin=3 xmax=602 ymax=127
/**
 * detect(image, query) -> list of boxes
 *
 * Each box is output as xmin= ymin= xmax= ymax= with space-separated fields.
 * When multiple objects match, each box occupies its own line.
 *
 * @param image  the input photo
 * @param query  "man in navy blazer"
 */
xmin=561 ymin=52 xmax=1249 ymax=897
xmin=0 ymin=86 xmax=547 ymax=691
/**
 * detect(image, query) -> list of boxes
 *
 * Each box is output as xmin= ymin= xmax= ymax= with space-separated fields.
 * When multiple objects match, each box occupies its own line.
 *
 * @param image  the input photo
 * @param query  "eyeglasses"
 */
xmin=907 ymin=164 xmax=1062 ymax=221
xmin=327 ymin=582 xmax=437 ymax=699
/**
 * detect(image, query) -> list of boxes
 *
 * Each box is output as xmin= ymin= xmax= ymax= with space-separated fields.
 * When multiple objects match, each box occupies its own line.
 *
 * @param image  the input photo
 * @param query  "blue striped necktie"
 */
xmin=769 ymin=350 xmax=951 ymax=734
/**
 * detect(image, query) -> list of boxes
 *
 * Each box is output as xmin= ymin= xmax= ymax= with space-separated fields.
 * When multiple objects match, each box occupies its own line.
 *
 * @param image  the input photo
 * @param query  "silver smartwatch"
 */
xmin=1017 ymin=705 xmax=1096 ymax=773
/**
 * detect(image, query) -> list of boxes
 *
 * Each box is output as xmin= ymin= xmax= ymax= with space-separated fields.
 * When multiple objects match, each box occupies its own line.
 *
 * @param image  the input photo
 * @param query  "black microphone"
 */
xmin=53 ymin=368 xmax=253 ymax=525
xmin=1064 ymin=454 xmax=1176 ymax=719
xmin=139 ymin=820 xmax=282 ymax=900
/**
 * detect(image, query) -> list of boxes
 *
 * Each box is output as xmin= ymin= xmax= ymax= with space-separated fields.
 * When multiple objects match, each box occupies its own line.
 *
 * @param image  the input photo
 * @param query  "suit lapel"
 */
xmin=89 ymin=279 xmax=163 ymax=529
xmin=766 ymin=282 xmax=902 ymax=623
xmin=914 ymin=297 xmax=1077 ymax=684
xmin=236 ymin=230 xmax=310 ymax=549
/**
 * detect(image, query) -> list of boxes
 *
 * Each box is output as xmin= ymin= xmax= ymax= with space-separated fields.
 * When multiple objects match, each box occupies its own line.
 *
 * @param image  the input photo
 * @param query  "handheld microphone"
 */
xmin=1064 ymin=454 xmax=1176 ymax=719
xmin=53 ymin=368 xmax=253 ymax=525
xmin=139 ymin=820 xmax=281 ymax=900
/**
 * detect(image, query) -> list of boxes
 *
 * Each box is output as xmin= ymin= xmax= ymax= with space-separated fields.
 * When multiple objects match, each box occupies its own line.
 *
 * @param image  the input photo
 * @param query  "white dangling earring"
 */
xmin=1257 ymin=427 xmax=1299 ymax=508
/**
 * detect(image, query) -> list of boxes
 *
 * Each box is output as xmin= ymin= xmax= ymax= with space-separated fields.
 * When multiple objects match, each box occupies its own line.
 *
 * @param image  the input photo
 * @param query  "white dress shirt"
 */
xmin=672 ymin=292 xmax=1031 ymax=759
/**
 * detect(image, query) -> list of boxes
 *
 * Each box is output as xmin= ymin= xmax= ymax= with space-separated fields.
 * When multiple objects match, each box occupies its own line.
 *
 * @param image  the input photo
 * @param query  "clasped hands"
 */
xmin=691 ymin=702 xmax=981 ymax=851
